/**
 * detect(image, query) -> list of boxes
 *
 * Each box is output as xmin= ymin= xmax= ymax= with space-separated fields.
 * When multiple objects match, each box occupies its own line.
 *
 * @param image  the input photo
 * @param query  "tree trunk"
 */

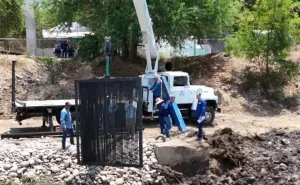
xmin=266 ymin=57 xmax=269 ymax=75
xmin=121 ymin=36 xmax=129 ymax=60
xmin=129 ymin=42 xmax=138 ymax=61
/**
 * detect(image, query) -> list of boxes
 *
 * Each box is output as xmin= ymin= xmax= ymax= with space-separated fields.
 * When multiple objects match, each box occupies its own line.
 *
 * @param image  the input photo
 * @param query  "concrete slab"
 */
xmin=153 ymin=139 xmax=210 ymax=175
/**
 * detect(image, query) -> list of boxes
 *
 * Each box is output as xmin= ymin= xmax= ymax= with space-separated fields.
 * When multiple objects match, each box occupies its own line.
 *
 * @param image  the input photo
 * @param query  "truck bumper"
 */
xmin=216 ymin=107 xmax=221 ymax=113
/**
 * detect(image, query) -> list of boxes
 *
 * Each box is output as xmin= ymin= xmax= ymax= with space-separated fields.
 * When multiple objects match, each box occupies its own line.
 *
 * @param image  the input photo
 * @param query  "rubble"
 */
xmin=186 ymin=128 xmax=300 ymax=185
xmin=1 ymin=128 xmax=300 ymax=185
xmin=0 ymin=138 xmax=181 ymax=185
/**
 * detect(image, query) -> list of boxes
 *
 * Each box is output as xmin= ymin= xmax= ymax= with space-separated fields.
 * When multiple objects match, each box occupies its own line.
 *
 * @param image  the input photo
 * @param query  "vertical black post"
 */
xmin=104 ymin=36 xmax=111 ymax=78
xmin=75 ymin=81 xmax=80 ymax=164
xmin=138 ymin=78 xmax=143 ymax=167
xmin=11 ymin=60 xmax=16 ymax=114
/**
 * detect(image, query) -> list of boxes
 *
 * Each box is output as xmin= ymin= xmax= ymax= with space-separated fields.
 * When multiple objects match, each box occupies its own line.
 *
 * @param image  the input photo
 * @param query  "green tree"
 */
xmin=0 ymin=0 xmax=24 ymax=37
xmin=37 ymin=0 xmax=239 ymax=59
xmin=185 ymin=0 xmax=242 ymax=39
xmin=235 ymin=0 xmax=300 ymax=75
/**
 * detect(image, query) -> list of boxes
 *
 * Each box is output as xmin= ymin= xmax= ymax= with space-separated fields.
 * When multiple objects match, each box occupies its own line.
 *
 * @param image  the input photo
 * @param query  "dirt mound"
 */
xmin=164 ymin=53 xmax=228 ymax=86
xmin=90 ymin=56 xmax=144 ymax=77
xmin=186 ymin=129 xmax=300 ymax=185
xmin=153 ymin=165 xmax=184 ymax=185
xmin=0 ymin=54 xmax=145 ymax=119
xmin=234 ymin=130 xmax=300 ymax=185
xmin=208 ymin=128 xmax=248 ymax=175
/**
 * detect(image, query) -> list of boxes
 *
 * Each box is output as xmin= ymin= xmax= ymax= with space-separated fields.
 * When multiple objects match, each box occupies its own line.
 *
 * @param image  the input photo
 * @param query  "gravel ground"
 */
xmin=1 ymin=112 xmax=300 ymax=185
xmin=0 ymin=137 xmax=181 ymax=185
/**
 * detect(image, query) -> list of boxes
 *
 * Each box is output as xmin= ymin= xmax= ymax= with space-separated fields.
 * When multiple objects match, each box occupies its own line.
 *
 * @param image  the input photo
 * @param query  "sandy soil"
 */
xmin=2 ymin=113 xmax=298 ymax=140
xmin=143 ymin=113 xmax=300 ymax=140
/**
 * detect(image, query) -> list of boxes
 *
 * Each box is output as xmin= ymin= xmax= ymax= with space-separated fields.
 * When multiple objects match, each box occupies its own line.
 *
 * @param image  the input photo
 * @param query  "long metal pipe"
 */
xmin=11 ymin=60 xmax=16 ymax=113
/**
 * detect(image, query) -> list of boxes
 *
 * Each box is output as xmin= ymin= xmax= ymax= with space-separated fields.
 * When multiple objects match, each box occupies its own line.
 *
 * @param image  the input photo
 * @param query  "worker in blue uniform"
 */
xmin=155 ymin=98 xmax=165 ymax=135
xmin=163 ymin=96 xmax=175 ymax=138
xmin=125 ymin=100 xmax=137 ymax=139
xmin=60 ymin=102 xmax=74 ymax=150
xmin=149 ymin=76 xmax=162 ymax=107
xmin=196 ymin=93 xmax=206 ymax=142
xmin=155 ymin=96 xmax=175 ymax=138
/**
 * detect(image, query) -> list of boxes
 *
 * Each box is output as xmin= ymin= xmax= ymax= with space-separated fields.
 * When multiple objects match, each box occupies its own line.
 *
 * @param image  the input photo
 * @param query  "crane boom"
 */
xmin=133 ymin=0 xmax=160 ymax=77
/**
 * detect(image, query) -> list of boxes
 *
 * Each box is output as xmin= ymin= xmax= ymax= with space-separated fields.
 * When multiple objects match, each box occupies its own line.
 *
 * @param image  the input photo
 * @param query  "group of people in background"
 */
xmin=149 ymin=75 xmax=207 ymax=142
xmin=54 ymin=39 xmax=75 ymax=58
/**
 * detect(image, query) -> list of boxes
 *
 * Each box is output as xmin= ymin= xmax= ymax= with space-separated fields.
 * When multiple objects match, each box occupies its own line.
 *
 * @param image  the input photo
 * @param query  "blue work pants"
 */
xmin=197 ymin=119 xmax=205 ymax=140
xmin=159 ymin=116 xmax=165 ymax=135
xmin=62 ymin=128 xmax=74 ymax=149
xmin=164 ymin=117 xmax=172 ymax=137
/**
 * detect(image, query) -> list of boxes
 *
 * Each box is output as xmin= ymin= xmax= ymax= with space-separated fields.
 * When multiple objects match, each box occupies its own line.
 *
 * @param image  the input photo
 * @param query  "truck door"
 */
xmin=171 ymin=76 xmax=192 ymax=104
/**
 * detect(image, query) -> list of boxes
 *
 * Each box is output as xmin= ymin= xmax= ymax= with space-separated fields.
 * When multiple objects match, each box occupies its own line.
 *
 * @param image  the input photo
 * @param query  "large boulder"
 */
xmin=153 ymin=139 xmax=210 ymax=175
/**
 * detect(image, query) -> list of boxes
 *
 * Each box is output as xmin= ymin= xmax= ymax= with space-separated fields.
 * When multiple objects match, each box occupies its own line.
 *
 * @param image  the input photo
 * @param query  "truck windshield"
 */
xmin=173 ymin=76 xmax=188 ymax=86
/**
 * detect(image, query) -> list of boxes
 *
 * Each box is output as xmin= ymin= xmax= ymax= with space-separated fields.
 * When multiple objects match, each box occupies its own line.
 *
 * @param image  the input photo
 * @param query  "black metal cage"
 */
xmin=75 ymin=77 xmax=143 ymax=167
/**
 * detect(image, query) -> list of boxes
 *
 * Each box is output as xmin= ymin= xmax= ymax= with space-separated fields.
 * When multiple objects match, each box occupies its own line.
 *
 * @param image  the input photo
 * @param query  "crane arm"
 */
xmin=133 ymin=0 xmax=160 ymax=77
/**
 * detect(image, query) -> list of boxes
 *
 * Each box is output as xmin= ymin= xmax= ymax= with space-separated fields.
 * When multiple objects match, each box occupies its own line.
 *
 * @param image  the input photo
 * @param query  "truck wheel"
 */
xmin=205 ymin=106 xmax=215 ymax=125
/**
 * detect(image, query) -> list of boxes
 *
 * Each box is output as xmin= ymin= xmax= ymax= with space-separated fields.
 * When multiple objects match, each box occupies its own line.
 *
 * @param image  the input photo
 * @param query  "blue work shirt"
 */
xmin=60 ymin=108 xmax=72 ymax=129
xmin=196 ymin=98 xmax=206 ymax=118
xmin=105 ymin=41 xmax=112 ymax=56
xmin=150 ymin=80 xmax=161 ymax=97
xmin=125 ymin=103 xmax=137 ymax=118
xmin=158 ymin=103 xmax=166 ymax=117
xmin=158 ymin=101 xmax=172 ymax=117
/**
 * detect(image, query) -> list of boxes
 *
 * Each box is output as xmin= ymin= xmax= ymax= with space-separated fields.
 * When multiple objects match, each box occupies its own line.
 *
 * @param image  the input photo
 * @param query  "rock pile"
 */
xmin=4 ymin=128 xmax=299 ymax=185
xmin=0 ymin=137 xmax=181 ymax=185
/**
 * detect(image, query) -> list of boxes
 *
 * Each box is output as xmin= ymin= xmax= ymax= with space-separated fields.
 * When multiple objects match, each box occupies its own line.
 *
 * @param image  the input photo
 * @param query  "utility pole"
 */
xmin=104 ymin=36 xmax=112 ymax=78
xmin=24 ymin=0 xmax=37 ymax=56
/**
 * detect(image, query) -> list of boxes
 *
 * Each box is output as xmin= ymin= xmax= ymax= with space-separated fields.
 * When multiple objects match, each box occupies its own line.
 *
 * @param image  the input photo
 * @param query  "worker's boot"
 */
xmin=195 ymin=136 xmax=203 ymax=142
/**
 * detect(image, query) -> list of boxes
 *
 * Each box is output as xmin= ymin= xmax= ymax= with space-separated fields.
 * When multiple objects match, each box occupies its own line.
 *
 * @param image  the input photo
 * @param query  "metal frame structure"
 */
xmin=75 ymin=77 xmax=143 ymax=167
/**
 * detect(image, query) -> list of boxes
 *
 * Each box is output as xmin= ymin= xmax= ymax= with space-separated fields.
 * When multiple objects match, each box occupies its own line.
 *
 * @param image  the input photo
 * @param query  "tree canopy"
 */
xmin=0 ymin=0 xmax=24 ymax=37
xmin=36 ymin=0 xmax=240 ymax=59
xmin=231 ymin=0 xmax=300 ymax=75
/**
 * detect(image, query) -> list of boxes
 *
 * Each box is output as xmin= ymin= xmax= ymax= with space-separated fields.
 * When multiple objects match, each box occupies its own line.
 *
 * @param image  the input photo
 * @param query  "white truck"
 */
xmin=134 ymin=0 xmax=221 ymax=124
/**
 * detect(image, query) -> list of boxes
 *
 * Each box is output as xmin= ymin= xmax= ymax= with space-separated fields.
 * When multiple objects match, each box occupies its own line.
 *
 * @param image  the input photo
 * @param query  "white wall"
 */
xmin=137 ymin=40 xmax=212 ymax=58
xmin=36 ymin=48 xmax=54 ymax=57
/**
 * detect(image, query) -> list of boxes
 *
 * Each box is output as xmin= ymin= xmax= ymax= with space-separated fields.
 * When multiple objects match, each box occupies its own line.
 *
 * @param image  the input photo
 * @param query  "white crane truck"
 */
xmin=133 ymin=0 xmax=221 ymax=125
xmin=12 ymin=0 xmax=220 ymax=131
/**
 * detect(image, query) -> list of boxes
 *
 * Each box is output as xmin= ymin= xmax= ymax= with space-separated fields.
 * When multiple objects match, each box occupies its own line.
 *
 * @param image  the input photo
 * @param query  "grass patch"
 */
xmin=0 ymin=55 xmax=38 ymax=72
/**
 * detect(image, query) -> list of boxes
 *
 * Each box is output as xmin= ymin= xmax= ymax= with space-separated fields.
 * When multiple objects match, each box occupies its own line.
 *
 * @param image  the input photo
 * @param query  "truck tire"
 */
xmin=205 ymin=106 xmax=215 ymax=125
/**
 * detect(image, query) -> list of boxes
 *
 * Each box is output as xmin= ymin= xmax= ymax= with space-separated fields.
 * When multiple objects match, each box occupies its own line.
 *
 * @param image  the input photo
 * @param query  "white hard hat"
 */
xmin=155 ymin=98 xmax=164 ymax=105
